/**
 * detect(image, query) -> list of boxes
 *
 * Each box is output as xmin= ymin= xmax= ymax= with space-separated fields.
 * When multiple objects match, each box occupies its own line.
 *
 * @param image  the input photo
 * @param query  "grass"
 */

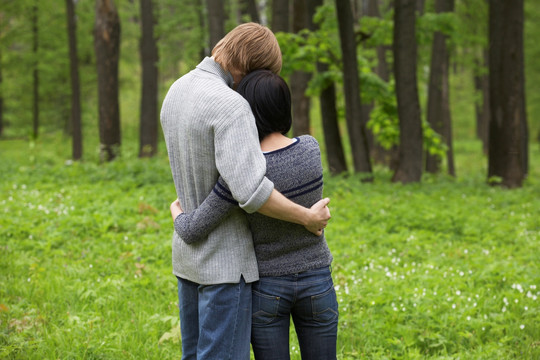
xmin=0 ymin=129 xmax=539 ymax=359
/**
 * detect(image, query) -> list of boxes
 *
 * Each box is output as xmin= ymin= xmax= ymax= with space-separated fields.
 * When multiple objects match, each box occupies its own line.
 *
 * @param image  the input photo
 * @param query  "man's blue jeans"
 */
xmin=251 ymin=266 xmax=339 ymax=360
xmin=177 ymin=276 xmax=252 ymax=360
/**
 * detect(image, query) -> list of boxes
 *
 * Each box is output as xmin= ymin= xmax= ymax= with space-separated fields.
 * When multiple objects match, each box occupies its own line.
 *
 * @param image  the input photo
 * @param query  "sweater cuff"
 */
xmin=239 ymin=176 xmax=274 ymax=214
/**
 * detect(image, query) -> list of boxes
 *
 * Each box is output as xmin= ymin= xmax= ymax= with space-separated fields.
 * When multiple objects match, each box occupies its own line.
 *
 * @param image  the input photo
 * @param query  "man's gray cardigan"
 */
xmin=160 ymin=57 xmax=274 ymax=285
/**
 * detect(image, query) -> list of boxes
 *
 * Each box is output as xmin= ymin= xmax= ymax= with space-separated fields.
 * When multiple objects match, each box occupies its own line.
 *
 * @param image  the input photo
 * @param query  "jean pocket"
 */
xmin=252 ymin=290 xmax=280 ymax=325
xmin=311 ymin=286 xmax=339 ymax=323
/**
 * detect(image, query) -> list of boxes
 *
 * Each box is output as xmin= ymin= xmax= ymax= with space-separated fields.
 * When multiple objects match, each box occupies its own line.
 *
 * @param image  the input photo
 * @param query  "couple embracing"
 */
xmin=160 ymin=23 xmax=338 ymax=360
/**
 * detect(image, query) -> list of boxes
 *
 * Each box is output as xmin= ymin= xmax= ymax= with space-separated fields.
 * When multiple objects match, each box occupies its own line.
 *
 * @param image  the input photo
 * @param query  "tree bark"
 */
xmin=488 ymin=0 xmax=527 ymax=187
xmin=392 ymin=0 xmax=423 ymax=183
xmin=94 ymin=0 xmax=121 ymax=162
xmin=66 ymin=0 xmax=82 ymax=160
xmin=335 ymin=0 xmax=372 ymax=176
xmin=473 ymin=50 xmax=489 ymax=154
xmin=240 ymin=0 xmax=260 ymax=23
xmin=0 ymin=49 xmax=3 ymax=138
xmin=425 ymin=0 xmax=455 ymax=176
xmin=290 ymin=0 xmax=311 ymax=136
xmin=206 ymin=0 xmax=225 ymax=50
xmin=272 ymin=0 xmax=289 ymax=32
xmin=139 ymin=0 xmax=159 ymax=158
xmin=309 ymin=0 xmax=347 ymax=175
xmin=32 ymin=2 xmax=39 ymax=139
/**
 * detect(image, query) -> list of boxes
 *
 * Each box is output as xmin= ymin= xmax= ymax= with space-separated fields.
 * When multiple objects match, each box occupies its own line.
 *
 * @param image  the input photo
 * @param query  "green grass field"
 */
xmin=1 ymin=129 xmax=539 ymax=359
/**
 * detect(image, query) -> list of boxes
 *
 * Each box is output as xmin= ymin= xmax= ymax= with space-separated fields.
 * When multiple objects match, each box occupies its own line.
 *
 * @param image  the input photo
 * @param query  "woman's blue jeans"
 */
xmin=251 ymin=266 xmax=339 ymax=360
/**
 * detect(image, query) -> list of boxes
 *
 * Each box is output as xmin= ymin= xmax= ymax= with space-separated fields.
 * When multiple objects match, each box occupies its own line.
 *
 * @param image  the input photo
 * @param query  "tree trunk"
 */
xmin=416 ymin=0 xmax=425 ymax=14
xmin=66 ymin=0 xmax=82 ymax=160
xmin=335 ymin=0 xmax=372 ymax=176
xmin=290 ymin=0 xmax=311 ymax=136
xmin=308 ymin=0 xmax=347 ymax=174
xmin=32 ymin=2 xmax=39 ymax=139
xmin=425 ymin=0 xmax=455 ymax=176
xmin=0 ymin=49 xmax=3 ymax=138
xmin=272 ymin=0 xmax=289 ymax=32
xmin=392 ymin=0 xmax=423 ymax=183
xmin=366 ymin=0 xmax=398 ymax=168
xmin=94 ymin=0 xmax=121 ymax=162
xmin=474 ymin=50 xmax=489 ymax=154
xmin=139 ymin=0 xmax=159 ymax=158
xmin=240 ymin=0 xmax=260 ymax=23
xmin=488 ymin=0 xmax=527 ymax=187
xmin=206 ymin=0 xmax=225 ymax=50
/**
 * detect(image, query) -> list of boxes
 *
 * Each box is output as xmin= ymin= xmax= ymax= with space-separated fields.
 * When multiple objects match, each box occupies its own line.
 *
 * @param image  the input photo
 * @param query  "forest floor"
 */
xmin=1 ymin=134 xmax=539 ymax=359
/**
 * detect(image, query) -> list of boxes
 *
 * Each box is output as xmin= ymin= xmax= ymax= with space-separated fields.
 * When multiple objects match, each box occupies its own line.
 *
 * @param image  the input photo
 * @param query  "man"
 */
xmin=160 ymin=23 xmax=331 ymax=360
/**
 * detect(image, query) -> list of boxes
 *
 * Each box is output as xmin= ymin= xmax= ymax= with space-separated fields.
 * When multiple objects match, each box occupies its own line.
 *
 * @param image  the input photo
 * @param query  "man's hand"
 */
xmin=304 ymin=198 xmax=331 ymax=236
xmin=170 ymin=199 xmax=184 ymax=220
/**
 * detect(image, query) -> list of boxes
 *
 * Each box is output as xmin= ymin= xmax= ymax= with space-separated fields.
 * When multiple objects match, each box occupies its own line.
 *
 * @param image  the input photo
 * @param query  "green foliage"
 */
xmin=1 ymin=133 xmax=539 ymax=359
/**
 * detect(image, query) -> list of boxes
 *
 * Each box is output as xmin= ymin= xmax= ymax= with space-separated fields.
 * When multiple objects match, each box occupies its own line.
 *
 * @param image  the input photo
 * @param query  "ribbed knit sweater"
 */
xmin=175 ymin=135 xmax=333 ymax=277
xmin=160 ymin=57 xmax=274 ymax=285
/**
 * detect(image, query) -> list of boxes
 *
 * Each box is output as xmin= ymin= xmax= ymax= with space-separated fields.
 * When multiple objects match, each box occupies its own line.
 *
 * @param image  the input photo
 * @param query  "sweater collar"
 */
xmin=196 ymin=57 xmax=234 ymax=88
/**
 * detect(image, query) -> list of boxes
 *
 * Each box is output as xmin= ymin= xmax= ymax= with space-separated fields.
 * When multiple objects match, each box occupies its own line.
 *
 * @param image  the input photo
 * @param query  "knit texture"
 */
xmin=160 ymin=57 xmax=274 ymax=285
xmin=175 ymin=135 xmax=333 ymax=277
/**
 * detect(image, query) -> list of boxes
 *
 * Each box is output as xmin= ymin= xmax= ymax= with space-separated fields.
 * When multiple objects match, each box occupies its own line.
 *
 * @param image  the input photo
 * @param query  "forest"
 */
xmin=1 ymin=0 xmax=539 ymax=359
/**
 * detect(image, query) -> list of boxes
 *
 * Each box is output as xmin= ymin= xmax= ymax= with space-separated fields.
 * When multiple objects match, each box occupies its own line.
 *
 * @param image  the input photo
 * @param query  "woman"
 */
xmin=170 ymin=70 xmax=338 ymax=359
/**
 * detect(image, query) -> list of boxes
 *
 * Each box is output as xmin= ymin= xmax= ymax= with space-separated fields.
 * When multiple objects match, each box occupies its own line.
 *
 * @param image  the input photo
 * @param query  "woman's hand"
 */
xmin=170 ymin=199 xmax=184 ymax=220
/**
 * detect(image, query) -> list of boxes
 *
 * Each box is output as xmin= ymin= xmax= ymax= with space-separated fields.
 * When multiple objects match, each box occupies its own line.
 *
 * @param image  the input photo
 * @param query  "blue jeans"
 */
xmin=251 ymin=266 xmax=339 ymax=360
xmin=177 ymin=276 xmax=252 ymax=360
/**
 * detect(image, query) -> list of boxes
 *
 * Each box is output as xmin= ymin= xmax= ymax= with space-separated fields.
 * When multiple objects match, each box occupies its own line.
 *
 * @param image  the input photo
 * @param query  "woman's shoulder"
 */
xmin=297 ymin=135 xmax=320 ymax=149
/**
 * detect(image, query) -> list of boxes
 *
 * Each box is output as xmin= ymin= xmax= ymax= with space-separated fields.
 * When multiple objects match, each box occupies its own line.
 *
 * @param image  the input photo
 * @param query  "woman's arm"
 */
xmin=170 ymin=177 xmax=238 ymax=244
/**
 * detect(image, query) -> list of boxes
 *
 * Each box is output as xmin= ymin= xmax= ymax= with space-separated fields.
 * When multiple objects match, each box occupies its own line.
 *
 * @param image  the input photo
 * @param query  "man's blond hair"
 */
xmin=212 ymin=23 xmax=282 ymax=77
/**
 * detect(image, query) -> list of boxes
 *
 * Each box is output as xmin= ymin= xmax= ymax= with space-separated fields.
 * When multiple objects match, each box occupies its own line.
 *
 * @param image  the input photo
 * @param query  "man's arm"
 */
xmin=258 ymin=190 xmax=330 ymax=236
xmin=214 ymin=106 xmax=330 ymax=234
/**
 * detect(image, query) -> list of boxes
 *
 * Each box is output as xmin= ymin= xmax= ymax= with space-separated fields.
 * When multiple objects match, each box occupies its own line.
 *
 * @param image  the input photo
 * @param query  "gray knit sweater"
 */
xmin=175 ymin=135 xmax=333 ymax=277
xmin=160 ymin=57 xmax=274 ymax=285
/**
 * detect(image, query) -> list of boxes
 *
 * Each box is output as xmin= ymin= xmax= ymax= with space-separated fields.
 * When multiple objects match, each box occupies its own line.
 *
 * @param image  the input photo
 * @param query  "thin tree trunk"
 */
xmin=0 ymin=49 xmax=3 ymax=138
xmin=290 ymin=0 xmax=311 ymax=136
xmin=139 ymin=0 xmax=159 ymax=158
xmin=94 ymin=0 xmax=121 ymax=162
xmin=32 ymin=2 xmax=39 ymax=139
xmin=206 ymin=0 xmax=225 ymax=50
xmin=309 ymin=0 xmax=347 ymax=174
xmin=335 ymin=0 xmax=372 ymax=176
xmin=66 ymin=0 xmax=82 ymax=160
xmin=488 ymin=0 xmax=527 ymax=187
xmin=392 ymin=0 xmax=423 ymax=183
xmin=240 ymin=0 xmax=260 ymax=23
xmin=272 ymin=0 xmax=289 ymax=32
xmin=474 ymin=51 xmax=489 ymax=153
xmin=426 ymin=0 xmax=455 ymax=176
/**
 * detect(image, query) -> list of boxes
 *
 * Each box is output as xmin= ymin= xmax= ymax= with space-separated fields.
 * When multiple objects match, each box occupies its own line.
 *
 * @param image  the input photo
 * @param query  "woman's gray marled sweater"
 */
xmin=160 ymin=57 xmax=274 ymax=285
xmin=175 ymin=135 xmax=333 ymax=277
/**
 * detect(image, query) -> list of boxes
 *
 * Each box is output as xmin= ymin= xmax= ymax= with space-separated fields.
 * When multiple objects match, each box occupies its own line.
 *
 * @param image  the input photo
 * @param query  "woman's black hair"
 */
xmin=236 ymin=69 xmax=292 ymax=141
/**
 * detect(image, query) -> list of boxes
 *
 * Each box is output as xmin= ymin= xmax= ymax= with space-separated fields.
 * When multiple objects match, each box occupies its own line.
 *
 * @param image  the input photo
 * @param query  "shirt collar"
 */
xmin=196 ymin=57 xmax=234 ymax=88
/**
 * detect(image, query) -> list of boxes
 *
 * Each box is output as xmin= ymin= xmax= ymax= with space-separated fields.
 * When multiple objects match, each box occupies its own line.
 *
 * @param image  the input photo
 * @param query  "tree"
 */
xmin=425 ymin=0 xmax=455 ymax=176
xmin=272 ymin=0 xmax=290 ymax=32
xmin=240 ymin=0 xmax=260 ymax=23
xmin=206 ymin=0 xmax=225 ymax=50
xmin=32 ymin=1 xmax=39 ymax=139
xmin=488 ymin=0 xmax=528 ymax=187
xmin=335 ymin=0 xmax=372 ymax=175
xmin=290 ymin=0 xmax=311 ymax=136
xmin=309 ymin=1 xmax=347 ymax=175
xmin=94 ymin=0 xmax=121 ymax=162
xmin=392 ymin=0 xmax=423 ymax=183
xmin=66 ymin=0 xmax=82 ymax=160
xmin=473 ymin=51 xmax=489 ymax=153
xmin=139 ymin=0 xmax=159 ymax=158
xmin=0 ymin=48 xmax=3 ymax=138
